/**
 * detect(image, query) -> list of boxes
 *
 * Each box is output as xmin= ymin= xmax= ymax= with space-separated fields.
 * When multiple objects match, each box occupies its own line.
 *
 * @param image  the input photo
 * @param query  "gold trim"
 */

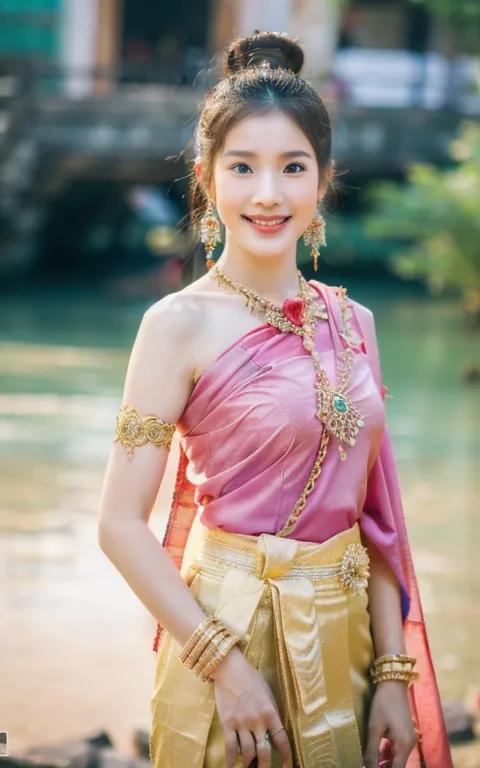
xmin=276 ymin=428 xmax=330 ymax=538
xmin=114 ymin=405 xmax=176 ymax=458
xmin=197 ymin=532 xmax=370 ymax=595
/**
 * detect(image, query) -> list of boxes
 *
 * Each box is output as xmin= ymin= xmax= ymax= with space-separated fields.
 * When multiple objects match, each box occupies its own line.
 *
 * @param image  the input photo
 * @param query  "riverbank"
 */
xmin=1 ymin=289 xmax=479 ymax=766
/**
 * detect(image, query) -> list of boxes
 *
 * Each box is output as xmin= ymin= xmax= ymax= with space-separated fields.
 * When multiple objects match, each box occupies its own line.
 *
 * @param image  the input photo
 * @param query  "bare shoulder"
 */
xmin=122 ymin=287 xmax=213 ymax=421
xmin=129 ymin=276 xmax=222 ymax=390
xmin=144 ymin=272 xmax=219 ymax=325
xmin=142 ymin=285 xmax=204 ymax=337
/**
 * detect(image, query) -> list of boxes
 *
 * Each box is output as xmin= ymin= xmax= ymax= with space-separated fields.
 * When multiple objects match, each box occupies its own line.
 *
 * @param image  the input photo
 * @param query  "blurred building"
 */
xmin=0 ymin=0 xmax=479 ymax=282
xmin=0 ymin=1 xmax=471 ymax=91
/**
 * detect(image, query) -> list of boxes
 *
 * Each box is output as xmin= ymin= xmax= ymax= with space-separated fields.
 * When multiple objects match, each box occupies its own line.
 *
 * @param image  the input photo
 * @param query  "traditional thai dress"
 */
xmin=148 ymin=281 xmax=452 ymax=768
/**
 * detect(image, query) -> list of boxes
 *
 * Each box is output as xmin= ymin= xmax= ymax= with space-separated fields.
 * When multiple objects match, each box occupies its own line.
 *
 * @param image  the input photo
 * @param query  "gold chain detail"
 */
xmin=114 ymin=405 xmax=176 ymax=458
xmin=208 ymin=268 xmax=364 ymax=537
xmin=209 ymin=266 xmax=363 ymax=461
xmin=209 ymin=265 xmax=328 ymax=332
xmin=276 ymin=428 xmax=330 ymax=538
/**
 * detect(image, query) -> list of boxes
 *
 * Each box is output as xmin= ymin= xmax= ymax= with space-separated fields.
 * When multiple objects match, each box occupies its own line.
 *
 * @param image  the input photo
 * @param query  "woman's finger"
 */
xmin=391 ymin=733 xmax=417 ymax=768
xmin=364 ymin=722 xmax=383 ymax=768
xmin=265 ymin=711 xmax=292 ymax=768
xmin=224 ymin=729 xmax=239 ymax=768
xmin=237 ymin=727 xmax=257 ymax=768
xmin=252 ymin=726 xmax=272 ymax=768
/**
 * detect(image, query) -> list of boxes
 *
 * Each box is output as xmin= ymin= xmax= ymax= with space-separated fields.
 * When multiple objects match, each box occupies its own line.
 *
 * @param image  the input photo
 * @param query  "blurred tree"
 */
xmin=365 ymin=123 xmax=480 ymax=325
xmin=410 ymin=0 xmax=480 ymax=51
xmin=335 ymin=0 xmax=480 ymax=52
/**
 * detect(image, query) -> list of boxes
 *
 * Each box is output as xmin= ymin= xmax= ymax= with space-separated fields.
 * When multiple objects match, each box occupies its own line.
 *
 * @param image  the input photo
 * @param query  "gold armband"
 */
xmin=114 ymin=405 xmax=176 ymax=458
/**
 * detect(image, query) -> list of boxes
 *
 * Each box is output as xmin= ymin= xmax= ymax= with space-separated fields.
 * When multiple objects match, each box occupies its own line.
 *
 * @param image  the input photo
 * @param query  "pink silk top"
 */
xmin=155 ymin=281 xmax=452 ymax=768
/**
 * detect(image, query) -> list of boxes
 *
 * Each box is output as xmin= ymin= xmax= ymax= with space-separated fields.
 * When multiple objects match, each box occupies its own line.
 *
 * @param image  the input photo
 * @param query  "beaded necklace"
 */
xmin=209 ymin=265 xmax=364 ymax=460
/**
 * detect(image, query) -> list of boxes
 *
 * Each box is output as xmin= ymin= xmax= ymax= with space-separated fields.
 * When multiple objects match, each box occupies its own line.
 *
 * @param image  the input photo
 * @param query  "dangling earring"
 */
xmin=200 ymin=201 xmax=221 ymax=270
xmin=303 ymin=207 xmax=326 ymax=272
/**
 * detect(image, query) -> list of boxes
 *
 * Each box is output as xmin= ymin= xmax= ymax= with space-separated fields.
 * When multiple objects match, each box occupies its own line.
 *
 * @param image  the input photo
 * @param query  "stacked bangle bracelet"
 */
xmin=370 ymin=653 xmax=419 ymax=686
xmin=179 ymin=616 xmax=239 ymax=682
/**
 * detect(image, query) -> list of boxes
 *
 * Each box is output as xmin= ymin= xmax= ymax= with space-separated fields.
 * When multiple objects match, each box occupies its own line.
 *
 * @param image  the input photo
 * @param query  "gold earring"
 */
xmin=200 ymin=201 xmax=221 ymax=270
xmin=303 ymin=207 xmax=326 ymax=272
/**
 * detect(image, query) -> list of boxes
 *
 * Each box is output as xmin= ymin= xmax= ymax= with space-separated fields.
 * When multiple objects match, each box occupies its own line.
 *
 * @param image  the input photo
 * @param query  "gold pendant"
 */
xmin=316 ymin=389 xmax=364 ymax=452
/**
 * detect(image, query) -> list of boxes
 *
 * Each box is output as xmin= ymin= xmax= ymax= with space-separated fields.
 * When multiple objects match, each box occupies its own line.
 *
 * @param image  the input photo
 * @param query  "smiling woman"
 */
xmin=212 ymin=112 xmax=321 ymax=258
xmin=98 ymin=30 xmax=453 ymax=768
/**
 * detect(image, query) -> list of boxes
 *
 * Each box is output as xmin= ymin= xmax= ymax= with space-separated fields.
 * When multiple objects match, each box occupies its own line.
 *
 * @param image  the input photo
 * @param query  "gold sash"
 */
xmin=150 ymin=523 xmax=374 ymax=768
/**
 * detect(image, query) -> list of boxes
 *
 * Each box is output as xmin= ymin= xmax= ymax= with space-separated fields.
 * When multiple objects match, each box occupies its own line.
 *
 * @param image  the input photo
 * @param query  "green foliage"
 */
xmin=411 ymin=0 xmax=480 ymax=50
xmin=365 ymin=123 xmax=480 ymax=316
xmin=410 ymin=0 xmax=480 ymax=26
xmin=334 ymin=0 xmax=480 ymax=51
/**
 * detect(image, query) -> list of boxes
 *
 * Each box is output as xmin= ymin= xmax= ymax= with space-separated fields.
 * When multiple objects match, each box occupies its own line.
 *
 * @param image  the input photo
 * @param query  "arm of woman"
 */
xmin=363 ymin=541 xmax=417 ymax=768
xmin=98 ymin=294 xmax=292 ymax=768
xmin=98 ymin=295 xmax=208 ymax=644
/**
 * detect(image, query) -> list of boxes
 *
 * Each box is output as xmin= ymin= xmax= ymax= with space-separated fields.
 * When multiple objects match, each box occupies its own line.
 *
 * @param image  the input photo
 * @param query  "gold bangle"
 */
xmin=200 ymin=635 xmax=239 ymax=683
xmin=372 ymin=669 xmax=419 ymax=687
xmin=192 ymin=628 xmax=231 ymax=676
xmin=370 ymin=653 xmax=418 ymax=687
xmin=184 ymin=624 xmax=227 ymax=669
xmin=179 ymin=617 xmax=222 ymax=664
xmin=179 ymin=616 xmax=239 ymax=683
xmin=372 ymin=653 xmax=416 ymax=669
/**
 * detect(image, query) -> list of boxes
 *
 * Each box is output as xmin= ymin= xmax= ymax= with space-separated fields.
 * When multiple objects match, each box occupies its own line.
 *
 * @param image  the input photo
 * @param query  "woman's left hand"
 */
xmin=364 ymin=682 xmax=417 ymax=768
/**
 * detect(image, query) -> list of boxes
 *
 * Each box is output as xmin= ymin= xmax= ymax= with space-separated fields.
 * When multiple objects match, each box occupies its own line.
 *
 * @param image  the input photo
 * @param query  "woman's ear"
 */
xmin=318 ymin=162 xmax=335 ymax=202
xmin=317 ymin=181 xmax=328 ymax=202
xmin=194 ymin=161 xmax=202 ymax=180
xmin=325 ymin=160 xmax=335 ymax=185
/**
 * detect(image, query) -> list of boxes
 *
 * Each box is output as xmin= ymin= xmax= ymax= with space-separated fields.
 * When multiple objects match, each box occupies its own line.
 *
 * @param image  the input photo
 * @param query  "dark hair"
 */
xmin=190 ymin=31 xmax=333 ymax=233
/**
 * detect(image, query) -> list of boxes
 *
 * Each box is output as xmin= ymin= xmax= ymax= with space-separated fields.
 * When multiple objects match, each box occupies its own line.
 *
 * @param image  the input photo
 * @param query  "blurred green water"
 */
xmin=0 ymin=285 xmax=479 ymax=702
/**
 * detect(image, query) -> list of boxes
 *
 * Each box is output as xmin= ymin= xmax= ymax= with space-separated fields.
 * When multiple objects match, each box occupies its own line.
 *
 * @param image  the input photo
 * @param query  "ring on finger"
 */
xmin=255 ymin=737 xmax=270 ymax=750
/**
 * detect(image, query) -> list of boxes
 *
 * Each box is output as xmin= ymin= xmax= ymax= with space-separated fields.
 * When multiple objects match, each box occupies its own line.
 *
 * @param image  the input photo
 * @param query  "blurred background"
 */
xmin=0 ymin=1 xmax=479 ymax=766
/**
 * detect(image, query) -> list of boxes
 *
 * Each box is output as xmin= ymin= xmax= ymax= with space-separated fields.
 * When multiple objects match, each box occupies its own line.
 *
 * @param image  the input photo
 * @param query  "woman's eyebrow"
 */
xmin=222 ymin=149 xmax=312 ymax=159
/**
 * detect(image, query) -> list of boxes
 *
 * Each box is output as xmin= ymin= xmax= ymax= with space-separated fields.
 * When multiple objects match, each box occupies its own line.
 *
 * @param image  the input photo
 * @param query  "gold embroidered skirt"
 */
xmin=149 ymin=522 xmax=375 ymax=768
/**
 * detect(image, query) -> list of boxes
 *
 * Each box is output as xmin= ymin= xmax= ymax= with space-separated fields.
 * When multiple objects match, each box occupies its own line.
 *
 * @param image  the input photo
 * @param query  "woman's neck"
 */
xmin=214 ymin=242 xmax=301 ymax=304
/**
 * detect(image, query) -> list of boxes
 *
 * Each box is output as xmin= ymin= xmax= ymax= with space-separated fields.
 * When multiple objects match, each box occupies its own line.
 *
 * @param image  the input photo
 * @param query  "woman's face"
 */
xmin=212 ymin=110 xmax=323 ymax=262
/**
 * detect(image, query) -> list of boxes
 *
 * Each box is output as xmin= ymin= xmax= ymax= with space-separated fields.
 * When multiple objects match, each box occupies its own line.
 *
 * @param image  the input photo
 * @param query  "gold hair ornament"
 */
xmin=114 ymin=405 xmax=176 ymax=458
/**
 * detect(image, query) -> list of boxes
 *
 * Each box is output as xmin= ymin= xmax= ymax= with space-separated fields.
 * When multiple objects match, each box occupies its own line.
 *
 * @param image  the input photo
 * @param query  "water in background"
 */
xmin=1 ymin=283 xmax=479 ymax=754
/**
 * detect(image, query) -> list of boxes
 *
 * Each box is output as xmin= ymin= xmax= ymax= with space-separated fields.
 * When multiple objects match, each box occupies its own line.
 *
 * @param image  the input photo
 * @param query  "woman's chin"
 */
xmin=233 ymin=235 xmax=298 ymax=261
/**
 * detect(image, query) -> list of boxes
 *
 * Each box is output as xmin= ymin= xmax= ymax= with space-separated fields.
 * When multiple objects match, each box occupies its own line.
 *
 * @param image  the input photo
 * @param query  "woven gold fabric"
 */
xmin=149 ymin=523 xmax=374 ymax=768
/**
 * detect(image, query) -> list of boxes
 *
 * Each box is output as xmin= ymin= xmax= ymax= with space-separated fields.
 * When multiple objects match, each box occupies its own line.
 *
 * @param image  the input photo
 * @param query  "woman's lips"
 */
xmin=242 ymin=215 xmax=291 ymax=235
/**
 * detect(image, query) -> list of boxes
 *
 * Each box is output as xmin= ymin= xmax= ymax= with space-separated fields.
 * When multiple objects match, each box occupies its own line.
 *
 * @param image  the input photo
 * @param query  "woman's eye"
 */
xmin=231 ymin=163 xmax=252 ymax=174
xmin=284 ymin=162 xmax=306 ymax=173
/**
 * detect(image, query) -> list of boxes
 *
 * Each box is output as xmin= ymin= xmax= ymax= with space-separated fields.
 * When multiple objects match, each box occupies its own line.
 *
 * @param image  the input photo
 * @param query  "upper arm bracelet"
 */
xmin=114 ymin=405 xmax=176 ymax=458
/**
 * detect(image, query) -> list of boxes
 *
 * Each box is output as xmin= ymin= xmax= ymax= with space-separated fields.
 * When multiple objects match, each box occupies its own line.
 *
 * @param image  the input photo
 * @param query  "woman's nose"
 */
xmin=251 ymin=172 xmax=284 ymax=207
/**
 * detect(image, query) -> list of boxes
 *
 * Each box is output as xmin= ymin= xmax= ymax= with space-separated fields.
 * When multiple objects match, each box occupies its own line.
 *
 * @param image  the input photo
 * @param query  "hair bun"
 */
xmin=224 ymin=31 xmax=304 ymax=77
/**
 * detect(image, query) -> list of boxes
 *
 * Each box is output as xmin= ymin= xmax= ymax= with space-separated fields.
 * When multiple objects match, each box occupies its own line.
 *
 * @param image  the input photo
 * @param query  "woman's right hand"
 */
xmin=210 ymin=646 xmax=293 ymax=768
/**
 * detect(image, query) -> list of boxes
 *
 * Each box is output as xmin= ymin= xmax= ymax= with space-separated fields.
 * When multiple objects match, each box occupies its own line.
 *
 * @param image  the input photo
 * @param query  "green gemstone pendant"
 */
xmin=333 ymin=396 xmax=348 ymax=414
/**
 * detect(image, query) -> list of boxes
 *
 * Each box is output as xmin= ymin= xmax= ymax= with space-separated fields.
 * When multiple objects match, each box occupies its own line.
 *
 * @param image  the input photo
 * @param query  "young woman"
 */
xmin=98 ymin=32 xmax=452 ymax=768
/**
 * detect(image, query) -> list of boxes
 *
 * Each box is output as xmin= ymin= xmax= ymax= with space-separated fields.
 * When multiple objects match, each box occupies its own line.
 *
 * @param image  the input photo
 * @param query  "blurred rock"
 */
xmin=131 ymin=730 xmax=149 ymax=761
xmin=460 ymin=363 xmax=480 ymax=385
xmin=96 ymin=751 xmax=150 ymax=768
xmin=83 ymin=734 xmax=113 ymax=751
xmin=20 ymin=739 xmax=99 ymax=768
xmin=443 ymin=701 xmax=475 ymax=744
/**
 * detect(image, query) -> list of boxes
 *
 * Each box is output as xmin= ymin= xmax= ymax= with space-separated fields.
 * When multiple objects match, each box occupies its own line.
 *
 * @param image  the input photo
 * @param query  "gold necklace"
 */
xmin=210 ymin=265 xmax=364 ymax=460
